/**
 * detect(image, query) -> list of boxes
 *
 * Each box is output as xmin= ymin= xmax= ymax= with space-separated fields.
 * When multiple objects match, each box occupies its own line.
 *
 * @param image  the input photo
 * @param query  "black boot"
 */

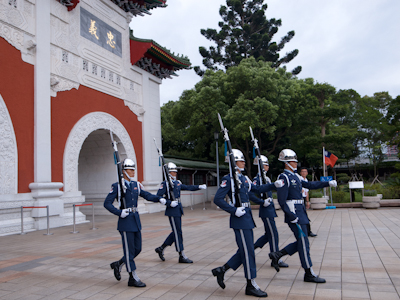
xmin=178 ymin=251 xmax=193 ymax=263
xmin=307 ymin=224 xmax=317 ymax=237
xmin=278 ymin=259 xmax=289 ymax=268
xmin=304 ymin=268 xmax=326 ymax=283
xmin=110 ymin=261 xmax=122 ymax=281
xmin=269 ymin=249 xmax=287 ymax=272
xmin=211 ymin=264 xmax=230 ymax=289
xmin=245 ymin=279 xmax=268 ymax=297
xmin=128 ymin=271 xmax=146 ymax=287
xmin=155 ymin=245 xmax=166 ymax=261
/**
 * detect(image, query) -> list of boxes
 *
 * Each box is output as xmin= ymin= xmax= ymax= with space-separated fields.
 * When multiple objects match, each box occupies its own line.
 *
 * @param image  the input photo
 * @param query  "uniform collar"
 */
xmin=125 ymin=179 xmax=134 ymax=186
xmin=284 ymin=169 xmax=295 ymax=175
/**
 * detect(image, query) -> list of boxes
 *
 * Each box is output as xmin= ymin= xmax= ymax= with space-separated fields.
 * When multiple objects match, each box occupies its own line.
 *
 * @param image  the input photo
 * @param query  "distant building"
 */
xmin=0 ymin=0 xmax=190 ymax=235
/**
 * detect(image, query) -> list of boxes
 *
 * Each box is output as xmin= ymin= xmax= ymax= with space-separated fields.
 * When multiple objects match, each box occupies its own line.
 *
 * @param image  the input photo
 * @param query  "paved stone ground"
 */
xmin=1 ymin=204 xmax=400 ymax=300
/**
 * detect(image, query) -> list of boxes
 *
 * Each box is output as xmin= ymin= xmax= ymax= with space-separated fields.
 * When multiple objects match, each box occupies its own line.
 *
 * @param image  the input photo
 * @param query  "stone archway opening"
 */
xmin=62 ymin=112 xmax=137 ymax=218
xmin=78 ymin=129 xmax=128 ymax=215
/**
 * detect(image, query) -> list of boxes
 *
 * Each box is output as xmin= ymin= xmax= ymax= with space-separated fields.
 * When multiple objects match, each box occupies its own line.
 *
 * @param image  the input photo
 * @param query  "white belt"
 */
xmin=229 ymin=202 xmax=250 ymax=208
xmin=287 ymin=200 xmax=303 ymax=205
xmin=126 ymin=207 xmax=137 ymax=213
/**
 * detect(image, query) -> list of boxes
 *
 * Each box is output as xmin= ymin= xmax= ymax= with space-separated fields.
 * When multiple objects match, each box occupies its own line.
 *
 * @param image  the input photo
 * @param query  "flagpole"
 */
xmin=323 ymin=146 xmax=326 ymax=198
xmin=323 ymin=146 xmax=326 ymax=177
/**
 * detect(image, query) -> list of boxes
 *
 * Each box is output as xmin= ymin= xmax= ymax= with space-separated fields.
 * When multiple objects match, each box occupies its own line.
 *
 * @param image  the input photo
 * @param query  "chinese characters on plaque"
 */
xmin=80 ymin=7 xmax=122 ymax=57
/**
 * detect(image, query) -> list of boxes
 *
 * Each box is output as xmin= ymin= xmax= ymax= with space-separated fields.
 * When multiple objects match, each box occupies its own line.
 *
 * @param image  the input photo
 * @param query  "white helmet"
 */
xmin=253 ymin=155 xmax=269 ymax=166
xmin=232 ymin=149 xmax=245 ymax=162
xmin=123 ymin=158 xmax=136 ymax=170
xmin=278 ymin=149 xmax=298 ymax=162
xmin=167 ymin=162 xmax=178 ymax=173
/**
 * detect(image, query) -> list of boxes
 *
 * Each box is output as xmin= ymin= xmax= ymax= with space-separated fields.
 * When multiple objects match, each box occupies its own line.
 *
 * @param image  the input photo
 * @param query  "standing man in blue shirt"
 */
xmin=155 ymin=162 xmax=207 ymax=264
xmin=105 ymin=158 xmax=165 ymax=287
xmin=212 ymin=149 xmax=284 ymax=298
xmin=300 ymin=167 xmax=317 ymax=237
xmin=249 ymin=155 xmax=289 ymax=269
xmin=269 ymin=149 xmax=337 ymax=283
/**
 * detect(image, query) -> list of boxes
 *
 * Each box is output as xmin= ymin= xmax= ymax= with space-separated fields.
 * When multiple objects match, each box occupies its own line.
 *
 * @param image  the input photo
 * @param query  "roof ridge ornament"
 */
xmin=110 ymin=0 xmax=167 ymax=16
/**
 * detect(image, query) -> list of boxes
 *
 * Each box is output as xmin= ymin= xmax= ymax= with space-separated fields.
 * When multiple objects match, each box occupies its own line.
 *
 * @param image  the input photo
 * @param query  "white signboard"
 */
xmin=349 ymin=181 xmax=364 ymax=189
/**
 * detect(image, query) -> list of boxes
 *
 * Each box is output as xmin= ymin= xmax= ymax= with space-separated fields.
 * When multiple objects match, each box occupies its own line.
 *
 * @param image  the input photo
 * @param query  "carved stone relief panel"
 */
xmin=0 ymin=21 xmax=24 ymax=51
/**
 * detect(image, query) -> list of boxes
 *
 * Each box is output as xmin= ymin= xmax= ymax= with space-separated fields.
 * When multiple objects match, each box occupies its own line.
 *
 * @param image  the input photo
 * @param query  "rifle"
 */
xmin=217 ymin=113 xmax=242 ymax=207
xmin=110 ymin=130 xmax=126 ymax=209
xmin=153 ymin=138 xmax=177 ymax=202
xmin=249 ymin=126 xmax=268 ymax=200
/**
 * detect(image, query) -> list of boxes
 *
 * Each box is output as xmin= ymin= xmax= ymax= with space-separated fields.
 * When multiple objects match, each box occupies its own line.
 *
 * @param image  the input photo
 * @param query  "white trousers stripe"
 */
xmin=266 ymin=218 xmax=277 ymax=253
xmin=239 ymin=229 xmax=251 ymax=279
xmin=122 ymin=231 xmax=131 ymax=273
xmin=300 ymin=231 xmax=311 ymax=269
xmin=171 ymin=217 xmax=181 ymax=252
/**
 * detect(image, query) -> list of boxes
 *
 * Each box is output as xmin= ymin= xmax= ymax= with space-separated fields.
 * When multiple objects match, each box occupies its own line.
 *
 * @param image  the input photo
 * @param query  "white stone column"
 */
xmin=30 ymin=0 xmax=64 ymax=229
xmin=140 ymin=72 xmax=163 ymax=213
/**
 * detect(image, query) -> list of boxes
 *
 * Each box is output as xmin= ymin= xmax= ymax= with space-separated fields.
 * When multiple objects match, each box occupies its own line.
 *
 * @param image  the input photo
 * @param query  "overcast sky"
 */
xmin=130 ymin=0 xmax=400 ymax=106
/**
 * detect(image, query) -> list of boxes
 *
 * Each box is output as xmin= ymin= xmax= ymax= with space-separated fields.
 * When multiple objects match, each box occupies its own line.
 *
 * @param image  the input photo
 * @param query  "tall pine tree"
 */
xmin=194 ymin=0 xmax=301 ymax=76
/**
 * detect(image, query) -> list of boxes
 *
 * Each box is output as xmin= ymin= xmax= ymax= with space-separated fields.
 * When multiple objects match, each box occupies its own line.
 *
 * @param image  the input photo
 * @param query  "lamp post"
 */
xmin=214 ymin=131 xmax=220 ymax=185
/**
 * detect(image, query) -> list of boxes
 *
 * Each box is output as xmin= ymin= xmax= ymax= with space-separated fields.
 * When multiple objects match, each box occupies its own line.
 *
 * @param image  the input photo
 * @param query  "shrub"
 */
xmin=336 ymin=173 xmax=350 ymax=183
xmin=364 ymin=190 xmax=378 ymax=196
xmin=382 ymin=186 xmax=400 ymax=199
xmin=332 ymin=190 xmax=346 ymax=203
xmin=310 ymin=191 xmax=323 ymax=198
xmin=368 ymin=183 xmax=384 ymax=194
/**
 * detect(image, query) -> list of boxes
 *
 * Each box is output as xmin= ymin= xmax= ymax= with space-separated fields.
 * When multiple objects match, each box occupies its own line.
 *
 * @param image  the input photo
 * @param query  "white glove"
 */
xmin=274 ymin=179 xmax=284 ymax=188
xmin=170 ymin=200 xmax=179 ymax=208
xmin=290 ymin=217 xmax=299 ymax=223
xmin=159 ymin=198 xmax=166 ymax=205
xmin=329 ymin=180 xmax=337 ymax=187
xmin=199 ymin=184 xmax=207 ymax=190
xmin=120 ymin=209 xmax=129 ymax=218
xmin=263 ymin=199 xmax=271 ymax=207
xmin=235 ymin=207 xmax=246 ymax=217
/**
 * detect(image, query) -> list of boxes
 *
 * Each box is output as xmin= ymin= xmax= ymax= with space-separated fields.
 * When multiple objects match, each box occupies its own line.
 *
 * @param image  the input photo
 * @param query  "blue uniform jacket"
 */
xmin=214 ymin=173 xmax=274 ymax=230
xmin=157 ymin=180 xmax=200 ymax=217
xmin=277 ymin=170 xmax=329 ymax=224
xmin=248 ymin=174 xmax=278 ymax=219
xmin=104 ymin=181 xmax=161 ymax=232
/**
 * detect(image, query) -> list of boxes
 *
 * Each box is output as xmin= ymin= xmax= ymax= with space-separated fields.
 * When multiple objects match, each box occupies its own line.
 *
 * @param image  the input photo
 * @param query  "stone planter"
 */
xmin=362 ymin=196 xmax=380 ymax=209
xmin=310 ymin=197 xmax=326 ymax=210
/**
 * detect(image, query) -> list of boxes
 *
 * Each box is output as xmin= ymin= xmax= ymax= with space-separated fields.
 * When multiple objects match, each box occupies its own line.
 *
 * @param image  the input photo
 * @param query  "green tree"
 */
xmin=162 ymin=58 xmax=304 ymax=177
xmin=355 ymin=92 xmax=392 ymax=177
xmin=387 ymin=95 xmax=400 ymax=151
xmin=194 ymin=0 xmax=301 ymax=77
xmin=282 ymin=82 xmax=360 ymax=177
xmin=160 ymin=101 xmax=191 ymax=158
xmin=162 ymin=71 xmax=230 ymax=159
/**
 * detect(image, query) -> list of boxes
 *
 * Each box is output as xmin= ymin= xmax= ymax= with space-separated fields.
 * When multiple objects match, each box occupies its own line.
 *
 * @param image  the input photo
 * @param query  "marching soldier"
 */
xmin=249 ymin=155 xmax=289 ymax=269
xmin=105 ymin=158 xmax=166 ymax=287
xmin=212 ymin=149 xmax=284 ymax=298
xmin=155 ymin=162 xmax=207 ymax=263
xmin=269 ymin=149 xmax=337 ymax=283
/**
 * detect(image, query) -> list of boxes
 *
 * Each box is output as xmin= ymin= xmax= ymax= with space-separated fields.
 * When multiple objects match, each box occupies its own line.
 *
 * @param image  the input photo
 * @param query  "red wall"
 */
xmin=0 ymin=36 xmax=143 ymax=193
xmin=51 ymin=86 xmax=144 ymax=186
xmin=0 ymin=37 xmax=34 ymax=193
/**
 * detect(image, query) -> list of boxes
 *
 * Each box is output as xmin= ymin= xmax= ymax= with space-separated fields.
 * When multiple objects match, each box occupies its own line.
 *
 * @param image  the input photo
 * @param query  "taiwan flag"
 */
xmin=324 ymin=150 xmax=338 ymax=167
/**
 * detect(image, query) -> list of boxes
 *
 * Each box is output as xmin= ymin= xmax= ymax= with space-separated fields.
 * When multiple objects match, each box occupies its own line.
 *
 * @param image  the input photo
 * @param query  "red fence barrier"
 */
xmin=20 ymin=205 xmax=52 ymax=236
xmin=70 ymin=203 xmax=97 ymax=233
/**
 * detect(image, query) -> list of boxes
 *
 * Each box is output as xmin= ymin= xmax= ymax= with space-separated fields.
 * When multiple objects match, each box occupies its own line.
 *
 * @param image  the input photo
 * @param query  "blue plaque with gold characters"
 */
xmin=80 ymin=7 xmax=122 ymax=57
